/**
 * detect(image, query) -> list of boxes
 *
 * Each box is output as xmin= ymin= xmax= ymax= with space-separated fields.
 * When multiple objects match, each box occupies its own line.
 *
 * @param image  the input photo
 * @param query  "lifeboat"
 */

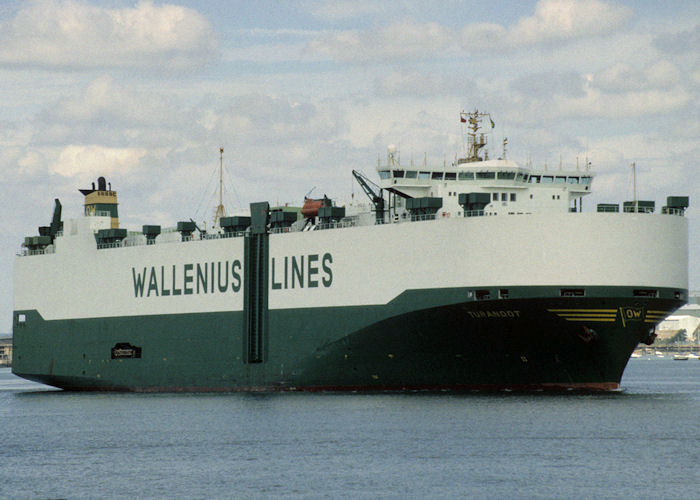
xmin=301 ymin=196 xmax=331 ymax=219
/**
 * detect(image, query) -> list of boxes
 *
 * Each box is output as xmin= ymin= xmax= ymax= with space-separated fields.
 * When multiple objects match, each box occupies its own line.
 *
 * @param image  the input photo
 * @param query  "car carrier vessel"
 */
xmin=12 ymin=110 xmax=689 ymax=391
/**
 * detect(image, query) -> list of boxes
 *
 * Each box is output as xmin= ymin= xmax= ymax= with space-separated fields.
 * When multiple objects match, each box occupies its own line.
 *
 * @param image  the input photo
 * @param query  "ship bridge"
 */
xmin=373 ymin=110 xmax=595 ymax=219
xmin=377 ymin=157 xmax=594 ymax=218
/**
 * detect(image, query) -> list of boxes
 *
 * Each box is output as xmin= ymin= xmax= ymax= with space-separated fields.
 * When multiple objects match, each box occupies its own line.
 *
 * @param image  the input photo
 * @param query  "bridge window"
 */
xmin=555 ymin=176 xmax=566 ymax=184
xmin=542 ymin=176 xmax=553 ymax=183
xmin=392 ymin=170 xmax=404 ymax=178
xmin=529 ymin=175 xmax=541 ymax=183
xmin=567 ymin=177 xmax=579 ymax=184
xmin=516 ymin=173 xmax=524 ymax=182
xmin=432 ymin=172 xmax=444 ymax=180
xmin=418 ymin=171 xmax=430 ymax=179
xmin=379 ymin=170 xmax=390 ymax=180
xmin=405 ymin=170 xmax=417 ymax=178
xmin=581 ymin=177 xmax=592 ymax=185
xmin=458 ymin=172 xmax=474 ymax=180
xmin=445 ymin=172 xmax=456 ymax=181
xmin=476 ymin=172 xmax=495 ymax=179
xmin=498 ymin=172 xmax=515 ymax=180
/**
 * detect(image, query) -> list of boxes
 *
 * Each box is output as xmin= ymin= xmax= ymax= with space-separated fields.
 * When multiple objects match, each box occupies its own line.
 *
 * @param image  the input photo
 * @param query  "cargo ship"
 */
xmin=12 ymin=110 xmax=689 ymax=391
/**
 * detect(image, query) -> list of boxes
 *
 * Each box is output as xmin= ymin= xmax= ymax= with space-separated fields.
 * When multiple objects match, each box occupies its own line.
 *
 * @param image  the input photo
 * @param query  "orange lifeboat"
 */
xmin=301 ymin=196 xmax=331 ymax=219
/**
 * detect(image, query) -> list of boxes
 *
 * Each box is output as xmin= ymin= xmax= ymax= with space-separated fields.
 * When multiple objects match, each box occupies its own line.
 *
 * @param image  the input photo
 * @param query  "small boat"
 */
xmin=672 ymin=354 xmax=689 ymax=361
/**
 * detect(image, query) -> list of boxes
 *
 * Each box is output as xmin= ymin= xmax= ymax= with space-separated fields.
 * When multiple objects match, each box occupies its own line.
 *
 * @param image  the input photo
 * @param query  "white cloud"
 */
xmin=592 ymin=61 xmax=682 ymax=93
xmin=645 ymin=61 xmax=683 ymax=88
xmin=462 ymin=0 xmax=631 ymax=52
xmin=211 ymin=93 xmax=347 ymax=146
xmin=309 ymin=0 xmax=385 ymax=22
xmin=509 ymin=0 xmax=632 ymax=45
xmin=509 ymin=71 xmax=587 ymax=98
xmin=44 ymin=76 xmax=175 ymax=126
xmin=222 ymin=43 xmax=310 ymax=64
xmin=460 ymin=23 xmax=508 ymax=52
xmin=373 ymin=71 xmax=477 ymax=98
xmin=500 ymin=72 xmax=692 ymax=126
xmin=654 ymin=24 xmax=700 ymax=54
xmin=17 ymin=150 xmax=46 ymax=177
xmin=50 ymin=145 xmax=148 ymax=177
xmin=0 ymin=0 xmax=217 ymax=71
xmin=309 ymin=1 xmax=632 ymax=62
xmin=307 ymin=20 xmax=455 ymax=62
xmin=29 ymin=76 xmax=199 ymax=148
xmin=551 ymin=89 xmax=689 ymax=123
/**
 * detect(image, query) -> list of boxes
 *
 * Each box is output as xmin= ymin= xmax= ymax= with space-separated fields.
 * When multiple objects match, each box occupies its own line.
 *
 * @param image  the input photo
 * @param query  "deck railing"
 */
xmin=18 ymin=205 xmax=688 ymax=255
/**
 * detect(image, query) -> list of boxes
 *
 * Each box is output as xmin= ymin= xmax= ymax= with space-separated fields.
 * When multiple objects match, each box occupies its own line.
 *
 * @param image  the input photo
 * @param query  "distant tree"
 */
xmin=657 ymin=329 xmax=687 ymax=345
xmin=676 ymin=329 xmax=687 ymax=343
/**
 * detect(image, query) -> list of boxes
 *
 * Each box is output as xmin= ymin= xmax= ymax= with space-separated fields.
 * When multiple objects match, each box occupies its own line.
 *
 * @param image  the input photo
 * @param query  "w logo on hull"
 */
xmin=619 ymin=307 xmax=645 ymax=327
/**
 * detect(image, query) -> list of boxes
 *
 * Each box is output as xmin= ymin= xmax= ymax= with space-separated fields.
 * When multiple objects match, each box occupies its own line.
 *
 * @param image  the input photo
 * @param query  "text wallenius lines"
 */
xmin=131 ymin=253 xmax=334 ymax=298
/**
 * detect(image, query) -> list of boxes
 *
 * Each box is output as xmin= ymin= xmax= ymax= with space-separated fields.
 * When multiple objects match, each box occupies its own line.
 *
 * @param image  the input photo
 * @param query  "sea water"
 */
xmin=0 ymin=358 xmax=698 ymax=499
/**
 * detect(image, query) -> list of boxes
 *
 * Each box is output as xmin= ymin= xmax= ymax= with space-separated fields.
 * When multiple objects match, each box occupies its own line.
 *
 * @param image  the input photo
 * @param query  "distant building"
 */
xmin=657 ymin=304 xmax=700 ymax=342
xmin=0 ymin=338 xmax=12 ymax=366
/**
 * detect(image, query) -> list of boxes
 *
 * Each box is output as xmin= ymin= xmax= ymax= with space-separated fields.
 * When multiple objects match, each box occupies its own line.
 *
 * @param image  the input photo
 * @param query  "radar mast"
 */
xmin=458 ymin=109 xmax=494 ymax=163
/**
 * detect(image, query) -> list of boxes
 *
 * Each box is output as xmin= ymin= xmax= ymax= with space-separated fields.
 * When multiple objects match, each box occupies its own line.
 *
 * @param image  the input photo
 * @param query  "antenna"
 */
xmin=632 ymin=162 xmax=637 ymax=212
xmin=214 ymin=147 xmax=226 ymax=224
xmin=387 ymin=145 xmax=397 ymax=166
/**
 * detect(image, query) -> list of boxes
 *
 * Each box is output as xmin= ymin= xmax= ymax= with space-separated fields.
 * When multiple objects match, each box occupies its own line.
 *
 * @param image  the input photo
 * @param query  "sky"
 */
xmin=0 ymin=0 xmax=698 ymax=332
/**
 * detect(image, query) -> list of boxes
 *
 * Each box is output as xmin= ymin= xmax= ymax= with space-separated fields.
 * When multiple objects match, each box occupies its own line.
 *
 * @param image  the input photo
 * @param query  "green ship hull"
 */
xmin=12 ymin=286 xmax=682 ymax=392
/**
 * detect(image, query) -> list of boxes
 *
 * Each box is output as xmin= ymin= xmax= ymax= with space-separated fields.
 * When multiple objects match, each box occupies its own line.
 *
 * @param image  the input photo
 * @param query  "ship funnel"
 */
xmin=81 ymin=176 xmax=120 ymax=228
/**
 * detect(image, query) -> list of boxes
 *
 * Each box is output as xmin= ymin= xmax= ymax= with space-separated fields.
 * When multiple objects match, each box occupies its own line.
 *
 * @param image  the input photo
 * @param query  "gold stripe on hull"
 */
xmin=547 ymin=309 xmax=618 ymax=323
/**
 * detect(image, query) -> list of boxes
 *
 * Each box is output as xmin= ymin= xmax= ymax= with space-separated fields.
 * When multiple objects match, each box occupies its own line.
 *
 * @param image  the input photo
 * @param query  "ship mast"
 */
xmin=459 ymin=109 xmax=493 ymax=163
xmin=214 ymin=147 xmax=226 ymax=224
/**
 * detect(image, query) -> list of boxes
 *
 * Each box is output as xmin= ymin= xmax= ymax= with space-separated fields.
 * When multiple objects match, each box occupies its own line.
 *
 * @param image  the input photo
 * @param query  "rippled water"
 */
xmin=1 ymin=357 xmax=698 ymax=499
